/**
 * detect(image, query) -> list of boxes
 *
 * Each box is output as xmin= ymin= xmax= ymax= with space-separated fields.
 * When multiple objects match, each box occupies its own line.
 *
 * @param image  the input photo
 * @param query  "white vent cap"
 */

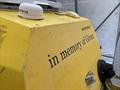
xmin=18 ymin=3 xmax=44 ymax=20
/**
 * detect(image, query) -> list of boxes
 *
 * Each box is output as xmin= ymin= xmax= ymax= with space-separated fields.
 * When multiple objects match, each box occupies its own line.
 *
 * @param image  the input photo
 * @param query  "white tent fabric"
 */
xmin=0 ymin=0 xmax=49 ymax=3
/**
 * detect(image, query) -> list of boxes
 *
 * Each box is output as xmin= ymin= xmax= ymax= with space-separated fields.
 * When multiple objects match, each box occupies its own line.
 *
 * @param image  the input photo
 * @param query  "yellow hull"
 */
xmin=0 ymin=10 xmax=101 ymax=90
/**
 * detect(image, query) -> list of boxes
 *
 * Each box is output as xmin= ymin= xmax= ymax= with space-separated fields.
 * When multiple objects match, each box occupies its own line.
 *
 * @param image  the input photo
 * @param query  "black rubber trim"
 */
xmin=97 ymin=60 xmax=106 ymax=83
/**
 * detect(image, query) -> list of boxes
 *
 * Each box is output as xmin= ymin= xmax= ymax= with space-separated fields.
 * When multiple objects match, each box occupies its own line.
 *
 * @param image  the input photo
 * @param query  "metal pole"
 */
xmin=75 ymin=0 xmax=78 ymax=13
